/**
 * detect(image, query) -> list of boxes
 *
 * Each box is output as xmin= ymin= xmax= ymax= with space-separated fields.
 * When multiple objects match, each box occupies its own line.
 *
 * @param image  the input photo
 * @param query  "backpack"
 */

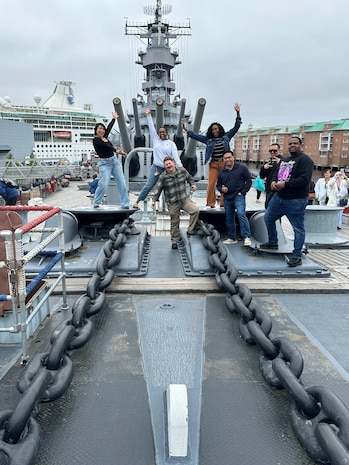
xmin=0 ymin=178 xmax=18 ymax=189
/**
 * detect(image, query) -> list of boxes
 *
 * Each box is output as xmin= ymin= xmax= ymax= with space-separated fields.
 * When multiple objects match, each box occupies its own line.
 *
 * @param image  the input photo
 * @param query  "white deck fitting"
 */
xmin=166 ymin=384 xmax=189 ymax=458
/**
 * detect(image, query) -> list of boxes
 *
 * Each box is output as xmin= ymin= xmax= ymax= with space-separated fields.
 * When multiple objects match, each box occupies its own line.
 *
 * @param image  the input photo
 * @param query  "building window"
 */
xmin=319 ymin=132 xmax=332 ymax=151
xmin=253 ymin=136 xmax=260 ymax=151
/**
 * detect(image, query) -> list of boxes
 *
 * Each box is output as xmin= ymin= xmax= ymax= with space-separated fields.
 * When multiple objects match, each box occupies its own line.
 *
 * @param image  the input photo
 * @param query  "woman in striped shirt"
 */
xmin=182 ymin=103 xmax=242 ymax=208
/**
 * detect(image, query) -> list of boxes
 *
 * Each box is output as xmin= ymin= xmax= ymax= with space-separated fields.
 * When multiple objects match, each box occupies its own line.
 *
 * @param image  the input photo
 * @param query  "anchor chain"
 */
xmin=0 ymin=217 xmax=134 ymax=465
xmin=196 ymin=219 xmax=349 ymax=465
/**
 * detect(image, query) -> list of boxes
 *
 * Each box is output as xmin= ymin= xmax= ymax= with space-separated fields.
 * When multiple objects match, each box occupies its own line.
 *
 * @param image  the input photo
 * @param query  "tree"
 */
xmin=5 ymin=152 xmax=15 ymax=167
xmin=28 ymin=152 xmax=38 ymax=166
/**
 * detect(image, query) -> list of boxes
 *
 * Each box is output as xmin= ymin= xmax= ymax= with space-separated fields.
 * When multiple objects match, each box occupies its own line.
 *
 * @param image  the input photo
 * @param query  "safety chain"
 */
xmin=196 ymin=219 xmax=349 ymax=465
xmin=0 ymin=217 xmax=134 ymax=465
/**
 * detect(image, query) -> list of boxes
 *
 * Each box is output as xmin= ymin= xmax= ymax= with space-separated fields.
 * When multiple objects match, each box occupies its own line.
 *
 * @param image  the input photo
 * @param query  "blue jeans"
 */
xmin=264 ymin=195 xmax=308 ymax=258
xmin=224 ymin=195 xmax=251 ymax=239
xmin=138 ymin=164 xmax=165 ymax=201
xmin=93 ymin=156 xmax=129 ymax=208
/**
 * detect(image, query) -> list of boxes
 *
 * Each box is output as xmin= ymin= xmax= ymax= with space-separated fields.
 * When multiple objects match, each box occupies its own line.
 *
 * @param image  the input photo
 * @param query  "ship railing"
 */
xmin=0 ymin=163 xmax=92 ymax=186
xmin=0 ymin=206 xmax=68 ymax=361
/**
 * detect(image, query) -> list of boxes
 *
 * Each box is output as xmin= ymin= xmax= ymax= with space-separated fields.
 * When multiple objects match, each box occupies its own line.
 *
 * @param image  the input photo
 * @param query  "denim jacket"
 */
xmin=187 ymin=117 xmax=242 ymax=164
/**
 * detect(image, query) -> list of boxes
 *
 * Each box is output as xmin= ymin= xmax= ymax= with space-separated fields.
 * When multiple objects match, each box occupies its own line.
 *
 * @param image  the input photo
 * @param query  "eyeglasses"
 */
xmin=269 ymin=149 xmax=278 ymax=154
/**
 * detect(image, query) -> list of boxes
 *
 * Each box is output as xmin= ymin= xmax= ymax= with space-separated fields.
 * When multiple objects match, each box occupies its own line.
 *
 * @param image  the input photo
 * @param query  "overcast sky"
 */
xmin=1 ymin=0 xmax=348 ymax=132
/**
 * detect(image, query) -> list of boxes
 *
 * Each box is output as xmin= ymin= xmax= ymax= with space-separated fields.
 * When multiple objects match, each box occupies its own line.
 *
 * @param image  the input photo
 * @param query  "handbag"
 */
xmin=253 ymin=175 xmax=265 ymax=192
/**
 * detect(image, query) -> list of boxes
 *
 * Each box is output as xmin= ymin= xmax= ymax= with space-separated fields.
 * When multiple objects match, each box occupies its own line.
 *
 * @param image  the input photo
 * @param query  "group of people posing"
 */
xmin=93 ymin=105 xmax=324 ymax=267
xmin=92 ymin=104 xmax=250 ymax=249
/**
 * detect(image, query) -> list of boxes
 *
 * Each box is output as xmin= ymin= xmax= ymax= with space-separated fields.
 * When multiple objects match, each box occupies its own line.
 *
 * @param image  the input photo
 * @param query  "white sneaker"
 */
xmin=223 ymin=238 xmax=237 ymax=244
xmin=244 ymin=237 xmax=251 ymax=246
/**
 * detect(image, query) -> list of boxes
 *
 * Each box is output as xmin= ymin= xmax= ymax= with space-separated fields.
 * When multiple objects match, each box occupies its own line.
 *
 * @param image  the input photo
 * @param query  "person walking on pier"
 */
xmin=92 ymin=112 xmax=129 ymax=209
xmin=314 ymin=168 xmax=332 ymax=205
xmin=182 ymin=103 xmax=242 ymax=209
xmin=133 ymin=108 xmax=183 ymax=209
xmin=326 ymin=170 xmax=349 ymax=229
xmin=151 ymin=156 xmax=199 ymax=249
xmin=259 ymin=143 xmax=282 ymax=208
xmin=217 ymin=150 xmax=252 ymax=246
xmin=260 ymin=136 xmax=314 ymax=267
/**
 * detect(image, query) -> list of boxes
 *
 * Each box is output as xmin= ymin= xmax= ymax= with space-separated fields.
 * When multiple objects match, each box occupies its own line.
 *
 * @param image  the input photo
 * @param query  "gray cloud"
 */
xmin=1 ymin=0 xmax=348 ymax=131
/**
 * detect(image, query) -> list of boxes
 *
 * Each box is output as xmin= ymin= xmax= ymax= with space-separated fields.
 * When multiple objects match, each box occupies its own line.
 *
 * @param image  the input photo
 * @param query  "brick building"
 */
xmin=233 ymin=118 xmax=349 ymax=173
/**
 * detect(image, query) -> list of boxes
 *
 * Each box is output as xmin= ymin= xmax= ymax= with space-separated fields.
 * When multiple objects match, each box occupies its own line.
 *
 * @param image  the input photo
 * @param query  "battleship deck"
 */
xmin=2 ymin=292 xmax=349 ymax=465
xmin=1 ymin=182 xmax=349 ymax=465
xmin=40 ymin=180 xmax=349 ymax=294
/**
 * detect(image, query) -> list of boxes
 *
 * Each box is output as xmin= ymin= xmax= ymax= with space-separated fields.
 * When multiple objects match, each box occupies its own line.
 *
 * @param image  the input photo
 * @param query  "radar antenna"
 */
xmin=144 ymin=0 xmax=172 ymax=45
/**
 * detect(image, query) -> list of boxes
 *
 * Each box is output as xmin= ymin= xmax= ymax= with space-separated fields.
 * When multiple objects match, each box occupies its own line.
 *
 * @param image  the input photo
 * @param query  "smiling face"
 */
xmin=158 ymin=128 xmax=168 ymax=140
xmin=164 ymin=158 xmax=176 ymax=172
xmin=95 ymin=123 xmax=106 ymax=138
xmin=288 ymin=137 xmax=302 ymax=156
xmin=211 ymin=124 xmax=220 ymax=138
xmin=223 ymin=151 xmax=235 ymax=169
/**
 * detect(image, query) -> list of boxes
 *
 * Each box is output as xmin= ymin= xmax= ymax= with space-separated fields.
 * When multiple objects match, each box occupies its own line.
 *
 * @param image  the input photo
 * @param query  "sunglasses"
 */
xmin=269 ymin=149 xmax=278 ymax=154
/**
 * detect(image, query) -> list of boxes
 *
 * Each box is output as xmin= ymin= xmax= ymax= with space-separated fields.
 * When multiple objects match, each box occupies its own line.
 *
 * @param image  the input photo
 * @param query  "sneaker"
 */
xmin=259 ymin=242 xmax=278 ymax=250
xmin=223 ymin=238 xmax=237 ymax=244
xmin=243 ymin=237 xmax=251 ymax=246
xmin=133 ymin=203 xmax=139 ymax=209
xmin=287 ymin=257 xmax=302 ymax=267
xmin=122 ymin=206 xmax=129 ymax=209
xmin=93 ymin=204 xmax=99 ymax=208
xmin=171 ymin=243 xmax=178 ymax=249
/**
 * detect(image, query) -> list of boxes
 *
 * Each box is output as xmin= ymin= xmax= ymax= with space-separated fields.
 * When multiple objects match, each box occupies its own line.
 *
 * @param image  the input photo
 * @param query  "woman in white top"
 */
xmin=314 ymin=168 xmax=332 ymax=205
xmin=327 ymin=171 xmax=349 ymax=228
xmin=133 ymin=108 xmax=183 ymax=209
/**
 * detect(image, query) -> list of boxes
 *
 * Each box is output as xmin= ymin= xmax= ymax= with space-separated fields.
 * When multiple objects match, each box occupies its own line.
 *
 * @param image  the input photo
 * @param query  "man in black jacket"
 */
xmin=260 ymin=137 xmax=314 ymax=267
xmin=259 ymin=143 xmax=282 ymax=208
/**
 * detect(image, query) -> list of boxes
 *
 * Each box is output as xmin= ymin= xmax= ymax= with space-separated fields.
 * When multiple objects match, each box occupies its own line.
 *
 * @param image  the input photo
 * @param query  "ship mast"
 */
xmin=125 ymin=0 xmax=191 ymax=109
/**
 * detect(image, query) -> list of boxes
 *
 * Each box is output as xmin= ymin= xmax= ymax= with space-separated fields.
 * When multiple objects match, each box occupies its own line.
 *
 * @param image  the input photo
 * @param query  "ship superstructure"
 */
xmin=113 ymin=0 xmax=207 ymax=179
xmin=0 ymin=80 xmax=107 ymax=164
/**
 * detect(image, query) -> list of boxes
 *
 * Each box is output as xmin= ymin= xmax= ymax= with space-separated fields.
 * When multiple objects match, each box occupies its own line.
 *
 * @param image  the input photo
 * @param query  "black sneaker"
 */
xmin=259 ymin=242 xmax=278 ymax=250
xmin=171 ymin=243 xmax=178 ymax=249
xmin=287 ymin=257 xmax=302 ymax=267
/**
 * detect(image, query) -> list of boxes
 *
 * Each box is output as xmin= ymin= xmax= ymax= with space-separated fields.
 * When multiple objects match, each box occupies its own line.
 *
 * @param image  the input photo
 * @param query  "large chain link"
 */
xmin=2 ymin=217 xmax=349 ymax=464
xmin=0 ymin=217 xmax=134 ymax=464
xmin=196 ymin=219 xmax=349 ymax=464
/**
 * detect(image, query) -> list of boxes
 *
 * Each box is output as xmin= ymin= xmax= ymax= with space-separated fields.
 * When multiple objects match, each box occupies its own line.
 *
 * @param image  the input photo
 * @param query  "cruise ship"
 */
xmin=0 ymin=80 xmax=108 ymax=164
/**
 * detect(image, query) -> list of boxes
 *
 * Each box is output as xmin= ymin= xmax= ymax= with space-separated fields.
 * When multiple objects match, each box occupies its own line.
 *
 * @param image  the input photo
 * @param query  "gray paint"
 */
xmin=0 ymin=119 xmax=34 ymax=159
